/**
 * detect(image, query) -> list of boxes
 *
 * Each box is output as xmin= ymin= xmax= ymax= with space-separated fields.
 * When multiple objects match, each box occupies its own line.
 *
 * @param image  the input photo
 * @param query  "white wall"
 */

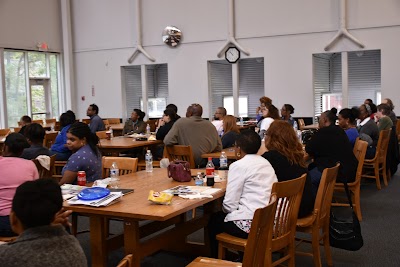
xmin=0 ymin=0 xmax=63 ymax=51
xmin=70 ymin=0 xmax=400 ymax=119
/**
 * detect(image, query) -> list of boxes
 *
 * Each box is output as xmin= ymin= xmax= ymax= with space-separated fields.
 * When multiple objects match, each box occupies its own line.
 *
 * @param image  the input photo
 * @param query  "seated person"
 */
xmin=208 ymin=130 xmax=277 ymax=257
xmin=262 ymin=120 xmax=314 ymax=218
xmin=306 ymin=111 xmax=358 ymax=195
xmin=381 ymin=98 xmax=397 ymax=125
xmin=155 ymin=108 xmax=178 ymax=160
xmin=87 ymin=103 xmax=105 ymax=133
xmin=221 ymin=115 xmax=240 ymax=149
xmin=211 ymin=107 xmax=226 ymax=137
xmin=358 ymin=104 xmax=379 ymax=159
xmin=338 ymin=107 xmax=360 ymax=147
xmin=19 ymin=115 xmax=31 ymax=136
xmin=259 ymin=104 xmax=279 ymax=138
xmin=123 ymin=109 xmax=146 ymax=135
xmin=255 ymin=96 xmax=272 ymax=122
xmin=59 ymin=122 xmax=102 ymax=185
xmin=50 ymin=112 xmax=75 ymax=161
xmin=0 ymin=133 xmax=39 ymax=236
xmin=0 ymin=179 xmax=87 ymax=266
xmin=280 ymin=104 xmax=298 ymax=129
xmin=376 ymin=104 xmax=393 ymax=131
xmin=20 ymin=123 xmax=51 ymax=160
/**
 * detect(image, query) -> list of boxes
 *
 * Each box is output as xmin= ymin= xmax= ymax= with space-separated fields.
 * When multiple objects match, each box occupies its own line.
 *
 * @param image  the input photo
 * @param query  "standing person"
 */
xmin=259 ymin=104 xmax=279 ymax=138
xmin=338 ymin=108 xmax=360 ymax=147
xmin=280 ymin=104 xmax=298 ymax=129
xmin=59 ymin=122 xmax=102 ymax=185
xmin=262 ymin=121 xmax=314 ymax=218
xmin=86 ymin=103 xmax=105 ymax=133
xmin=50 ymin=112 xmax=75 ymax=161
xmin=0 ymin=133 xmax=39 ymax=236
xmin=208 ymin=130 xmax=277 ymax=257
xmin=255 ymin=96 xmax=272 ymax=122
xmin=306 ymin=111 xmax=358 ymax=194
xmin=376 ymin=104 xmax=393 ymax=131
xmin=19 ymin=115 xmax=32 ymax=136
xmin=211 ymin=107 xmax=227 ymax=137
xmin=0 ymin=179 xmax=87 ymax=266
xmin=381 ymin=98 xmax=397 ymax=125
xmin=20 ymin=123 xmax=51 ymax=159
xmin=358 ymin=104 xmax=379 ymax=159
xmin=122 ymin=109 xmax=146 ymax=135
xmin=221 ymin=115 xmax=240 ymax=149
xmin=164 ymin=103 xmax=222 ymax=167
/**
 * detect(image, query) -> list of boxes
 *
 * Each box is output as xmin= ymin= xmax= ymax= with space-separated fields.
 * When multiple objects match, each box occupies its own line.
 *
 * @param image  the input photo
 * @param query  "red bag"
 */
xmin=167 ymin=160 xmax=192 ymax=182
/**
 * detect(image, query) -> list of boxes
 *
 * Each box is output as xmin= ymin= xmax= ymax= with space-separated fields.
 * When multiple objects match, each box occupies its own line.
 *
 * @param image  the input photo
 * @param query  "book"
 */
xmin=67 ymin=192 xmax=123 ymax=207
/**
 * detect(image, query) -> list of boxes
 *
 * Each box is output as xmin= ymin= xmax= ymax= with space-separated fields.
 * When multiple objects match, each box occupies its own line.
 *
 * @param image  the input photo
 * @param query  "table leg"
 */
xmin=89 ymin=216 xmax=107 ymax=267
xmin=124 ymin=219 xmax=141 ymax=267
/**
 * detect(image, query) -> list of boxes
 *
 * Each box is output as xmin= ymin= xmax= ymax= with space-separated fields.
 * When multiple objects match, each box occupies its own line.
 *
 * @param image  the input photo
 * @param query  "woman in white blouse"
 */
xmin=208 ymin=130 xmax=278 ymax=257
xmin=259 ymin=104 xmax=280 ymax=138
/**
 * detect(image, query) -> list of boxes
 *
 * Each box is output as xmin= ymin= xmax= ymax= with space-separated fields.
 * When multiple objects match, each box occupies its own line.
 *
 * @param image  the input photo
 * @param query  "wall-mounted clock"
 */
xmin=225 ymin=47 xmax=240 ymax=63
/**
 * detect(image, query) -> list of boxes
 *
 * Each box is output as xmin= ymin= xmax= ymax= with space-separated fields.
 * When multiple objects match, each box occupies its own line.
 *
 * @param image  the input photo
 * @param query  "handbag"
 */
xmin=329 ymin=181 xmax=363 ymax=251
xmin=167 ymin=160 xmax=192 ymax=182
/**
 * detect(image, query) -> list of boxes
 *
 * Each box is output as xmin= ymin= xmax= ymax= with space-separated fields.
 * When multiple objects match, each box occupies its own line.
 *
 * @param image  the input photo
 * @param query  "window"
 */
xmin=313 ymin=50 xmax=381 ymax=118
xmin=124 ymin=64 xmax=168 ymax=119
xmin=209 ymin=58 xmax=264 ymax=118
xmin=3 ymin=50 xmax=61 ymax=127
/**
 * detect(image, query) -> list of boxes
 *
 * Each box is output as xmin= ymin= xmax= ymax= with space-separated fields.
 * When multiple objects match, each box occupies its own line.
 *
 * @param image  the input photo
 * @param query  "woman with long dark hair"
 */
xmin=259 ymin=104 xmax=280 ymax=138
xmin=59 ymin=122 xmax=101 ymax=185
xmin=338 ymin=107 xmax=360 ymax=147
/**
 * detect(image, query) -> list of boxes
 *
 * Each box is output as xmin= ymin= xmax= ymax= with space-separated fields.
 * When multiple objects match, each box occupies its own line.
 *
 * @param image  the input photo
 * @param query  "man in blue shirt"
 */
xmin=86 ymin=103 xmax=105 ymax=133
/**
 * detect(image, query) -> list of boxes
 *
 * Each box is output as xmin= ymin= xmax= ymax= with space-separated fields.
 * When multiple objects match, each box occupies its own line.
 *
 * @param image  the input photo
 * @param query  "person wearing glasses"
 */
xmin=164 ymin=103 xmax=222 ymax=167
xmin=280 ymin=104 xmax=298 ymax=129
xmin=211 ymin=107 xmax=227 ymax=137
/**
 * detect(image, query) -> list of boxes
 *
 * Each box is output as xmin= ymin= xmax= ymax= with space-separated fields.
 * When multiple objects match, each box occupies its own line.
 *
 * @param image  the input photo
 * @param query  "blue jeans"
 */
xmin=309 ymin=167 xmax=322 ymax=197
xmin=0 ymin=215 xmax=16 ymax=237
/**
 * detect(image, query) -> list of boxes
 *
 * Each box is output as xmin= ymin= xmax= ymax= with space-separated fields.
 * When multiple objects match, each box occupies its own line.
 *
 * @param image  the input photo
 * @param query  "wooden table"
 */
xmin=201 ymin=148 xmax=236 ymax=160
xmin=98 ymin=136 xmax=162 ymax=156
xmin=109 ymin=123 xmax=125 ymax=136
xmin=64 ymin=168 xmax=226 ymax=267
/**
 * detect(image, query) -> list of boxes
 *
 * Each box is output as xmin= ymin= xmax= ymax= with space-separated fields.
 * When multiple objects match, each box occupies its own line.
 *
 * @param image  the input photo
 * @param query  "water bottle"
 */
xmin=109 ymin=126 xmax=113 ymax=138
xmin=195 ymin=172 xmax=203 ymax=186
xmin=219 ymin=151 xmax=228 ymax=180
xmin=239 ymin=116 xmax=244 ymax=126
xmin=145 ymin=150 xmax=153 ymax=172
xmin=146 ymin=124 xmax=151 ymax=138
xmin=110 ymin=162 xmax=120 ymax=188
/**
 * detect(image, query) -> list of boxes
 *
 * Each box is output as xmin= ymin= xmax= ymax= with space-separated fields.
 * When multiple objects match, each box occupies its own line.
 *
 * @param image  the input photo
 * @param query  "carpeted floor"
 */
xmin=75 ymin=168 xmax=400 ymax=266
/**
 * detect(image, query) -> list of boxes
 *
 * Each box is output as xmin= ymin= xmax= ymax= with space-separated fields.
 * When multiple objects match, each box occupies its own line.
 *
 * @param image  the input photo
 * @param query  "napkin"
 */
xmin=179 ymin=193 xmax=213 ymax=199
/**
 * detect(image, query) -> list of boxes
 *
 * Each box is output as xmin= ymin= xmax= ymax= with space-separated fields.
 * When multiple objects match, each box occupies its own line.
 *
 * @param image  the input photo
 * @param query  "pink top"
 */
xmin=0 ymin=157 xmax=39 ymax=216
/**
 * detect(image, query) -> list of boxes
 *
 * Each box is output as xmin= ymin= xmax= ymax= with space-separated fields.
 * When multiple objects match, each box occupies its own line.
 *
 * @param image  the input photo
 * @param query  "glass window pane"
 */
xmin=28 ymin=52 xmax=47 ymax=77
xmin=4 ymin=51 xmax=27 ymax=127
xmin=49 ymin=54 xmax=59 ymax=119
xmin=223 ymin=96 xmax=248 ymax=117
xmin=140 ymin=98 xmax=166 ymax=118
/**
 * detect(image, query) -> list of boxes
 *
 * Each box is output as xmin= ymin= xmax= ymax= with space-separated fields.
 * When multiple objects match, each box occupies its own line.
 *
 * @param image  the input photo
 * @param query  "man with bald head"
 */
xmin=164 ymin=104 xmax=222 ymax=167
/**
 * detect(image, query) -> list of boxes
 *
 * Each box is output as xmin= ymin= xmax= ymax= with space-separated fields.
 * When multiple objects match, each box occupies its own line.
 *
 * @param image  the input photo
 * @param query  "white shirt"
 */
xmin=260 ymin=117 xmax=274 ymax=132
xmin=212 ymin=120 xmax=224 ymax=136
xmin=223 ymin=154 xmax=278 ymax=222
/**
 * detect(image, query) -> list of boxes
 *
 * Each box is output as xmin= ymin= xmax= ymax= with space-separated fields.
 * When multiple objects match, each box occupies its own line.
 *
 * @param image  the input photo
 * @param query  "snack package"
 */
xmin=148 ymin=190 xmax=173 ymax=205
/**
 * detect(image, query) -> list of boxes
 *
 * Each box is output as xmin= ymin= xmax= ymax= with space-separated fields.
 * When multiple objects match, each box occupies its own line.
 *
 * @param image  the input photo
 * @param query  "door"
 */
xmin=29 ymin=78 xmax=51 ymax=120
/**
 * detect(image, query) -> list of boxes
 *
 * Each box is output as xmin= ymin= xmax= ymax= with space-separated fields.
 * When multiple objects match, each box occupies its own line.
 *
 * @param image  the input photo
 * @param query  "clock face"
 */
xmin=225 ymin=47 xmax=240 ymax=63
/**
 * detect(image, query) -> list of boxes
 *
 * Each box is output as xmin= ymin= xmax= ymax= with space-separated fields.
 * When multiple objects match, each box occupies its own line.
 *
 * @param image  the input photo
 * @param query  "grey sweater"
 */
xmin=0 ymin=225 xmax=87 ymax=267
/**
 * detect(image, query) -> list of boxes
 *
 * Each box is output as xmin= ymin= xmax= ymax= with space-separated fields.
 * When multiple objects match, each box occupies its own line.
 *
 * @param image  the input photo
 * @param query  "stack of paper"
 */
xmin=67 ymin=192 xmax=123 ymax=207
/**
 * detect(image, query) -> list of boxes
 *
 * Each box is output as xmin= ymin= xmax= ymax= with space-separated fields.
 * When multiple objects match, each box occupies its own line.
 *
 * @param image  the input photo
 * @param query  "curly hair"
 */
xmin=265 ymin=120 xmax=306 ymax=168
xmin=259 ymin=96 xmax=272 ymax=107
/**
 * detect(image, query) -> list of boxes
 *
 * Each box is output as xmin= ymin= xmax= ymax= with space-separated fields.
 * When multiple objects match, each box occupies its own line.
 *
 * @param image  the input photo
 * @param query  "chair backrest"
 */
xmin=145 ymin=119 xmax=157 ymax=132
xmin=165 ymin=145 xmax=196 ymax=168
xmin=81 ymin=119 xmax=91 ymax=124
xmin=13 ymin=127 xmax=21 ymax=133
xmin=353 ymin=138 xmax=368 ymax=184
xmin=107 ymin=118 xmax=121 ymax=124
xmin=116 ymin=254 xmax=132 ymax=267
xmin=271 ymin=174 xmax=306 ymax=251
xmin=46 ymin=118 xmax=56 ymax=124
xmin=0 ymin=128 xmax=11 ymax=136
xmin=103 ymin=119 xmax=110 ymax=129
xmin=298 ymin=119 xmax=305 ymax=130
xmin=375 ymin=129 xmax=391 ymax=163
xmin=102 ymin=157 xmax=138 ymax=178
xmin=396 ymin=120 xmax=400 ymax=139
xmin=242 ymin=194 xmax=278 ymax=267
xmin=43 ymin=132 xmax=58 ymax=148
xmin=32 ymin=155 xmax=56 ymax=179
xmin=32 ymin=119 xmax=43 ymax=124
xmin=96 ymin=130 xmax=108 ymax=139
xmin=314 ymin=163 xmax=340 ymax=226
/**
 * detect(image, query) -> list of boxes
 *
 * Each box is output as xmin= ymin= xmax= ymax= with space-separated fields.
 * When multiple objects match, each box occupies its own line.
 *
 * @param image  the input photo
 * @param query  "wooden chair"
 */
xmin=81 ymin=119 xmax=91 ymax=124
xmin=298 ymin=119 xmax=305 ymax=130
xmin=188 ymin=195 xmax=278 ymax=267
xmin=45 ymin=118 xmax=56 ymax=124
xmin=102 ymin=156 xmax=138 ymax=178
xmin=13 ymin=127 xmax=21 ymax=133
xmin=165 ymin=145 xmax=196 ymax=168
xmin=43 ymin=132 xmax=58 ymax=148
xmin=396 ymin=120 xmax=400 ymax=144
xmin=32 ymin=119 xmax=43 ymax=124
xmin=107 ymin=118 xmax=121 ymax=124
xmin=0 ymin=236 xmax=17 ymax=243
xmin=54 ymin=121 xmax=61 ymax=131
xmin=145 ymin=119 xmax=157 ymax=132
xmin=96 ymin=130 xmax=108 ymax=139
xmin=361 ymin=129 xmax=391 ymax=190
xmin=0 ymin=128 xmax=11 ymax=136
xmin=32 ymin=155 xmax=56 ymax=179
xmin=103 ymin=119 xmax=110 ymax=129
xmin=116 ymin=254 xmax=132 ymax=267
xmin=52 ymin=160 xmax=67 ymax=181
xmin=217 ymin=174 xmax=306 ymax=267
xmin=296 ymin=163 xmax=340 ymax=267
xmin=332 ymin=139 xmax=368 ymax=221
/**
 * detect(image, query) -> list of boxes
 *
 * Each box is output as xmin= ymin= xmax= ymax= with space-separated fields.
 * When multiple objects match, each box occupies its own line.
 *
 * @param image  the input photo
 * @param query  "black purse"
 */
xmin=329 ymin=181 xmax=363 ymax=251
